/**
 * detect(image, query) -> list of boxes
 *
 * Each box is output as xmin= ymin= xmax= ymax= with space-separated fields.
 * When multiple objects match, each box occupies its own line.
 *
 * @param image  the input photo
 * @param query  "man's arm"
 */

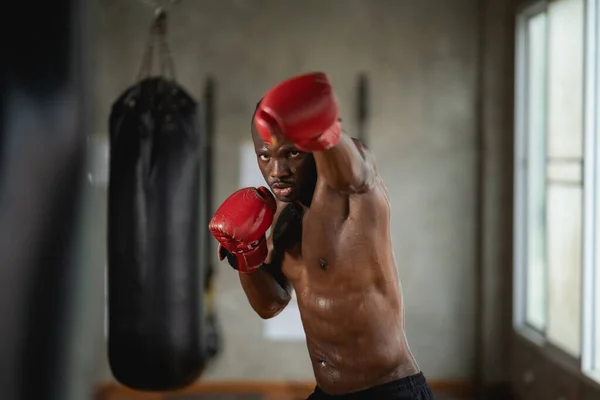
xmin=313 ymin=134 xmax=376 ymax=194
xmin=237 ymin=233 xmax=292 ymax=319
xmin=210 ymin=186 xmax=291 ymax=319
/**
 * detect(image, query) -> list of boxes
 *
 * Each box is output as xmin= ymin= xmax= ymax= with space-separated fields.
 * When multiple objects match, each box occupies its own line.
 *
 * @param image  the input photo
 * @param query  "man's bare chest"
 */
xmin=278 ymin=207 xmax=367 ymax=283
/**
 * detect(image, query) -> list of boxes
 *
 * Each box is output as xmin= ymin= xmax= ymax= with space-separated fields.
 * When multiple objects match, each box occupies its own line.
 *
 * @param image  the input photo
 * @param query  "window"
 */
xmin=515 ymin=0 xmax=600 ymax=382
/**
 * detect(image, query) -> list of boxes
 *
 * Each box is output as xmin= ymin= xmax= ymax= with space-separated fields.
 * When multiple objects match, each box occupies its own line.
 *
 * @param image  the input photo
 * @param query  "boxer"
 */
xmin=209 ymin=72 xmax=435 ymax=399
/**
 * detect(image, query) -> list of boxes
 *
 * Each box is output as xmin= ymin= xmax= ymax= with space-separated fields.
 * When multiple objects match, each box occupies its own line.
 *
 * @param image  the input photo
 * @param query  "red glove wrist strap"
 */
xmin=218 ymin=238 xmax=268 ymax=274
xmin=234 ymin=243 xmax=267 ymax=274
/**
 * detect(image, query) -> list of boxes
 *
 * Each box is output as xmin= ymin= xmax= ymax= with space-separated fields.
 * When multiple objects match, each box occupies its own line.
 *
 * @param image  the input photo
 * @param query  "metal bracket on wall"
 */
xmin=356 ymin=72 xmax=370 ymax=147
xmin=203 ymin=76 xmax=215 ymax=284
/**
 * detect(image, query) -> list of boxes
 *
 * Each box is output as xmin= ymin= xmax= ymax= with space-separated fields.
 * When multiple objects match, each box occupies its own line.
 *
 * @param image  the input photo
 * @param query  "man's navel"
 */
xmin=319 ymin=257 xmax=328 ymax=271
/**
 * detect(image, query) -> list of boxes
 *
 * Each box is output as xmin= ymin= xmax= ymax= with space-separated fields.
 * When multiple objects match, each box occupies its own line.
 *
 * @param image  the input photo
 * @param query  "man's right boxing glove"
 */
xmin=254 ymin=72 xmax=342 ymax=152
xmin=209 ymin=187 xmax=276 ymax=274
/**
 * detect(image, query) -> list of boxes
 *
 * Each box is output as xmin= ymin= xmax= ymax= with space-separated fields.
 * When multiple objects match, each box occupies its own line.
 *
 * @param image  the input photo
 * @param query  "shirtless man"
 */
xmin=209 ymin=72 xmax=435 ymax=399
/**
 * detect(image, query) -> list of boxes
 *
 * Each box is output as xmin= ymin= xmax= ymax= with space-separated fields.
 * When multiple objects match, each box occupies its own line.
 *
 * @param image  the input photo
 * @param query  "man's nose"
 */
xmin=270 ymin=159 xmax=290 ymax=178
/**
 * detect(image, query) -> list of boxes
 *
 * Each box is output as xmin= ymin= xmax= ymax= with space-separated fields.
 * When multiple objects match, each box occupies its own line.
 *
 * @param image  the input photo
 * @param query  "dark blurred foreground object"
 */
xmin=0 ymin=0 xmax=90 ymax=399
xmin=107 ymin=9 xmax=207 ymax=391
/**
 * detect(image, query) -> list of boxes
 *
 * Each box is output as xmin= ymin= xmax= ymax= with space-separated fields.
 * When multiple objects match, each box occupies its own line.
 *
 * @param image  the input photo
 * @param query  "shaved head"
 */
xmin=250 ymin=97 xmax=316 ymax=204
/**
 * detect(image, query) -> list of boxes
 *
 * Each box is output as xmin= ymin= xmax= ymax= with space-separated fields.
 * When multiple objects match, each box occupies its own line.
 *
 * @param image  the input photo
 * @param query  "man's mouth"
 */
xmin=271 ymin=184 xmax=293 ymax=198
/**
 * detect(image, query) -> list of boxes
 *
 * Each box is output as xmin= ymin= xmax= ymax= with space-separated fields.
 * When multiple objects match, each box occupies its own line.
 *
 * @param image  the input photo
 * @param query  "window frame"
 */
xmin=582 ymin=0 xmax=600 ymax=380
xmin=513 ymin=0 xmax=549 ymax=345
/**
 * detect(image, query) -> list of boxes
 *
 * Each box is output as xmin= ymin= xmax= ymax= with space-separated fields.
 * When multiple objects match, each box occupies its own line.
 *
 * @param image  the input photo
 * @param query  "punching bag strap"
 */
xmin=137 ymin=8 xmax=177 ymax=81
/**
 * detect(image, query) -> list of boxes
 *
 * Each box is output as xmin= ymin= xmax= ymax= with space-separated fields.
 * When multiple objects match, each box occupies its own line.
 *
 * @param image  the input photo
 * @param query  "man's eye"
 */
xmin=259 ymin=154 xmax=270 ymax=161
xmin=288 ymin=150 xmax=300 ymax=158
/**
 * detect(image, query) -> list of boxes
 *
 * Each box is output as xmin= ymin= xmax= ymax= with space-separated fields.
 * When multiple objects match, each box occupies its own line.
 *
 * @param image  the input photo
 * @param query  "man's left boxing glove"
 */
xmin=254 ymin=72 xmax=342 ymax=152
xmin=209 ymin=187 xmax=276 ymax=274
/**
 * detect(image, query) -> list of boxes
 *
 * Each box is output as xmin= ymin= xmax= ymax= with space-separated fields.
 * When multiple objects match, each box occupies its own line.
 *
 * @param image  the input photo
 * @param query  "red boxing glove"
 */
xmin=209 ymin=187 xmax=276 ymax=273
xmin=254 ymin=72 xmax=342 ymax=152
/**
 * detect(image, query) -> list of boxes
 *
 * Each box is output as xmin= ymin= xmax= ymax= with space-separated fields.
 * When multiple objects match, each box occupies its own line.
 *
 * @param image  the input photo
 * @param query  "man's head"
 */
xmin=251 ymin=102 xmax=317 ymax=204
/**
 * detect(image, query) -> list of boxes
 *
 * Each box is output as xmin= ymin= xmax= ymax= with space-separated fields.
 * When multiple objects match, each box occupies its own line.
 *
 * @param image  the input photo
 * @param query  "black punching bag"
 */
xmin=107 ymin=10 xmax=205 ymax=391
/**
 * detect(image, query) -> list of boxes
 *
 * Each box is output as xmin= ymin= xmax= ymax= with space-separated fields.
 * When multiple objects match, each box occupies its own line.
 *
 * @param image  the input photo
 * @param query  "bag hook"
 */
xmin=137 ymin=0 xmax=181 ymax=16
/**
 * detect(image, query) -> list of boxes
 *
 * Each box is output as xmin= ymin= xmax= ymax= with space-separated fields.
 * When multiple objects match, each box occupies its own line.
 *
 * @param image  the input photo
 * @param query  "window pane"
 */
xmin=525 ymin=12 xmax=548 ymax=331
xmin=545 ymin=0 xmax=585 ymax=357
xmin=546 ymin=184 xmax=583 ymax=356
xmin=547 ymin=0 xmax=585 ymax=159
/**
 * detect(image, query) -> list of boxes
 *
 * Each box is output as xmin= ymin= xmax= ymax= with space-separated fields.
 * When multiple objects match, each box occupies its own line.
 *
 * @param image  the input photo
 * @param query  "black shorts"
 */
xmin=306 ymin=372 xmax=435 ymax=400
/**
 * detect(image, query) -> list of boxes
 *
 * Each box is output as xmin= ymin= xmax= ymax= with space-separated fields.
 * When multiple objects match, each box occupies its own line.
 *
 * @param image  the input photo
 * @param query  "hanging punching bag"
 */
xmin=107 ymin=10 xmax=206 ymax=391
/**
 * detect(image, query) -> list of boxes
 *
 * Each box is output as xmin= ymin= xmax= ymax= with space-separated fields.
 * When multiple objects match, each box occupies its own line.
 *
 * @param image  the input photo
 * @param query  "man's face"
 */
xmin=251 ymin=124 xmax=316 ymax=203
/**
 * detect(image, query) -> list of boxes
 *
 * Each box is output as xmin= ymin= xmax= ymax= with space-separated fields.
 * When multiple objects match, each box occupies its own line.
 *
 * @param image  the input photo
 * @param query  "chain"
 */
xmin=136 ymin=6 xmax=177 ymax=81
xmin=137 ymin=0 xmax=181 ymax=13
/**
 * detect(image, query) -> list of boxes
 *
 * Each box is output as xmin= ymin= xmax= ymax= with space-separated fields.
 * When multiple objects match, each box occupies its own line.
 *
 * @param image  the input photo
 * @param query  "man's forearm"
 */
xmin=239 ymin=266 xmax=291 ymax=319
xmin=313 ymin=134 xmax=375 ymax=194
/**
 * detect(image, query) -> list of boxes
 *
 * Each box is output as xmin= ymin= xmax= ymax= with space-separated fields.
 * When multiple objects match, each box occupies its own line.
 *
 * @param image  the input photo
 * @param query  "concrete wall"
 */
xmin=87 ymin=0 xmax=483 ymax=383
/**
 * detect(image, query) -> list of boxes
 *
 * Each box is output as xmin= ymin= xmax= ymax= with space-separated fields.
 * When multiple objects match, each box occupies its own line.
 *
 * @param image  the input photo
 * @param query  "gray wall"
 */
xmin=88 ymin=0 xmax=482 ymax=383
